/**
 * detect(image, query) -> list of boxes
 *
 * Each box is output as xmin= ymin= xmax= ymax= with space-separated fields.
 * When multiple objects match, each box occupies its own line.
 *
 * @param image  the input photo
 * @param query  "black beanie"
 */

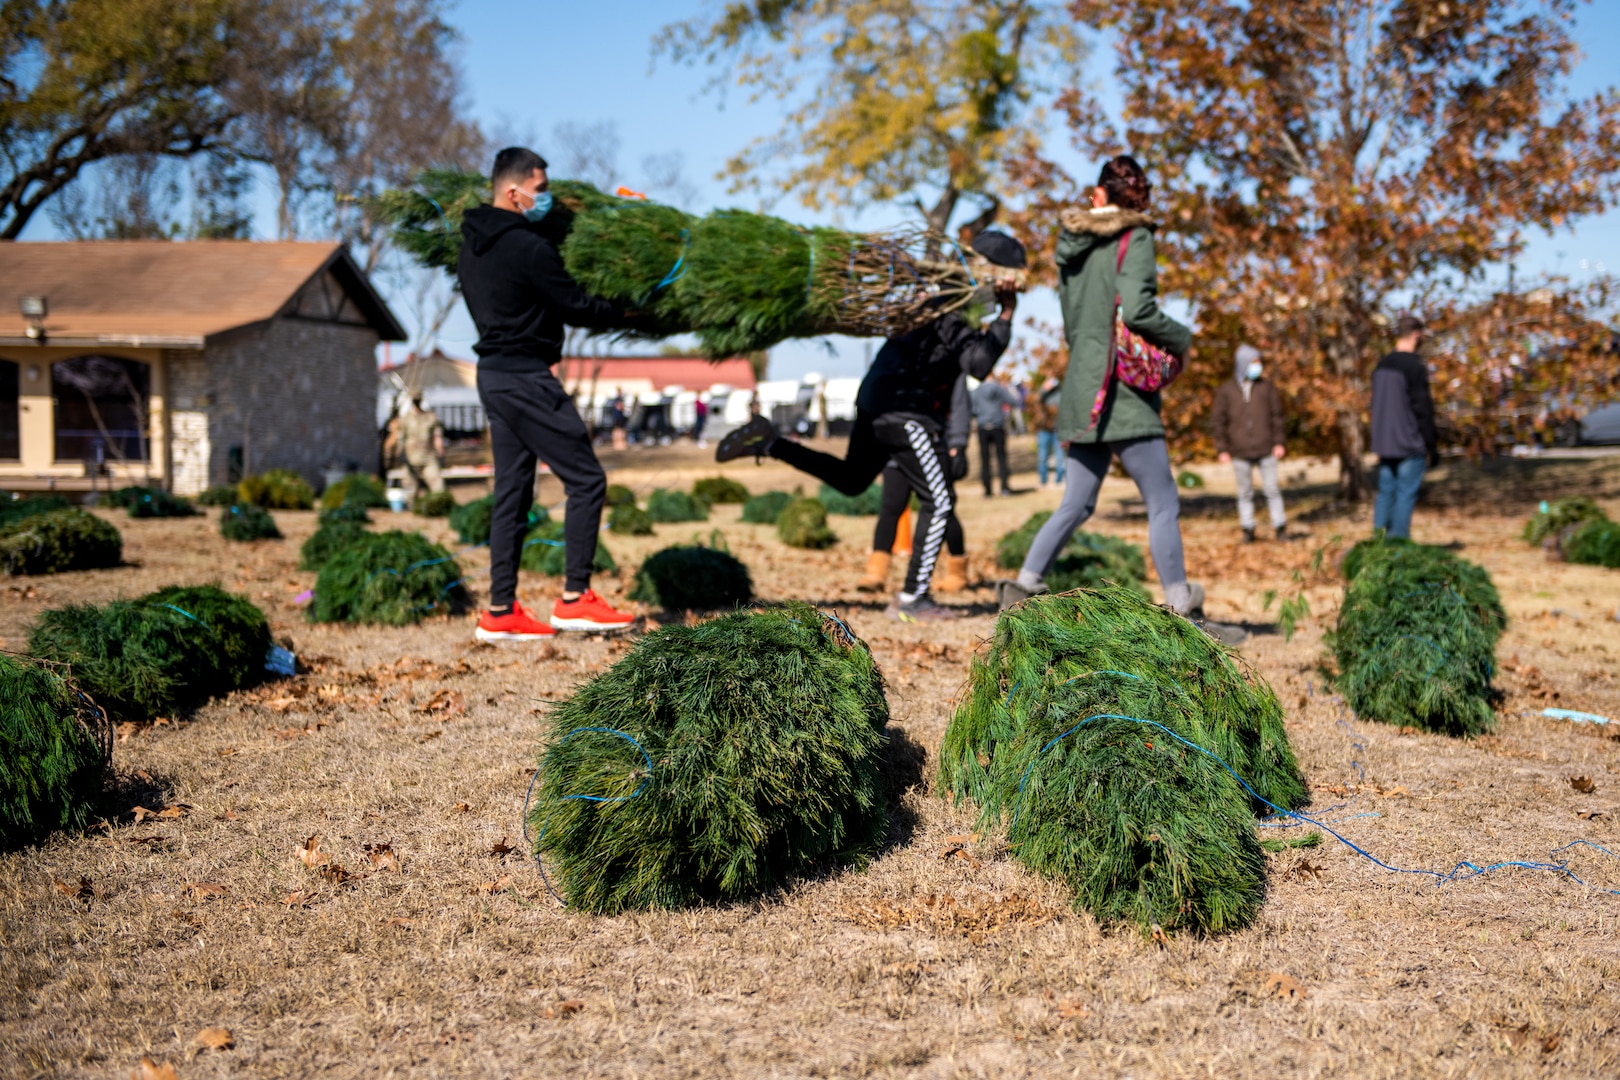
xmin=969 ymin=229 xmax=1027 ymax=269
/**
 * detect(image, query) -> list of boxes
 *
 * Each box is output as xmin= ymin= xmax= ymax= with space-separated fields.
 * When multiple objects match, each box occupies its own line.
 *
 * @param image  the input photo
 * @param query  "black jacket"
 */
xmin=457 ymin=205 xmax=623 ymax=372
xmin=1369 ymin=350 xmax=1437 ymax=459
xmin=855 ymin=312 xmax=1011 ymax=429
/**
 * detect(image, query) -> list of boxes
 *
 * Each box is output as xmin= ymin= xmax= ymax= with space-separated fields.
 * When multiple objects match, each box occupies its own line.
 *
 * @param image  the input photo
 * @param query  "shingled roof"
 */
xmin=0 ymin=240 xmax=406 ymax=346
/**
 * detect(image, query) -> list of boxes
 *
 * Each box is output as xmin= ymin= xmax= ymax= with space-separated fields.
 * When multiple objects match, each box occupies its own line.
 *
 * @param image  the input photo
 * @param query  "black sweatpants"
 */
xmin=978 ymin=425 xmax=1010 ymax=494
xmin=770 ymin=409 xmax=954 ymax=596
xmin=873 ymin=459 xmax=964 ymax=556
xmin=477 ymin=365 xmax=607 ymax=606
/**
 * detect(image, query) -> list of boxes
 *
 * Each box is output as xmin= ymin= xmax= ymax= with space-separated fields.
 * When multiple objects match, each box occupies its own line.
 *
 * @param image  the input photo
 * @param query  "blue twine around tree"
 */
xmin=522 ymin=726 xmax=654 ymax=906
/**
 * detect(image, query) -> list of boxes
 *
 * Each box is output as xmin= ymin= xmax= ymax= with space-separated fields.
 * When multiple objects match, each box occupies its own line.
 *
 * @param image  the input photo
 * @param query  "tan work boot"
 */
xmin=856 ymin=550 xmax=892 ymax=593
xmin=934 ymin=553 xmax=969 ymax=593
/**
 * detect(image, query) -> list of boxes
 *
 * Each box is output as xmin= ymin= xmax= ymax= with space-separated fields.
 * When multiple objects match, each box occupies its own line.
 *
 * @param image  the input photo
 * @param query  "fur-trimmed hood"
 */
xmin=1058 ymin=205 xmax=1157 ymax=237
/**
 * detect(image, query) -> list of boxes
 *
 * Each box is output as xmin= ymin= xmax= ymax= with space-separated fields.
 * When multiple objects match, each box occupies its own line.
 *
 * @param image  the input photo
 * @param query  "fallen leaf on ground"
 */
xmin=417 ymin=730 xmax=442 ymax=743
xmin=1262 ymin=971 xmax=1309 ymax=1002
xmin=132 ymin=805 xmax=188 ymax=824
xmin=1569 ymin=775 xmax=1597 ymax=794
xmin=365 ymin=843 xmax=401 ymax=872
xmin=418 ymin=688 xmax=466 ymax=716
xmin=132 ymin=1057 xmax=180 ymax=1080
xmin=489 ymin=837 xmax=514 ymax=857
xmin=318 ymin=863 xmax=353 ymax=885
xmin=542 ymin=999 xmax=584 ymax=1019
xmin=474 ymin=875 xmax=512 ymax=895
xmin=172 ymin=909 xmax=203 ymax=927
xmin=281 ymin=891 xmax=308 ymax=908
xmin=53 ymin=876 xmax=93 ymax=901
xmin=386 ymin=916 xmax=414 ymax=929
xmin=939 ymin=844 xmax=981 ymax=868
xmin=1502 ymin=1022 xmax=1532 ymax=1048
xmin=215 ymin=810 xmax=239 ymax=821
xmin=452 ymin=802 xmax=471 ymax=813
xmin=1577 ymin=810 xmax=1607 ymax=820
xmin=1150 ymin=923 xmax=1172 ymax=948
xmin=217 ymin=747 xmax=238 ymax=757
xmin=296 ymin=835 xmax=325 ymax=868
xmin=1542 ymin=1032 xmax=1561 ymax=1053
xmin=116 ymin=722 xmax=138 ymax=742
xmin=1055 ymin=998 xmax=1090 ymax=1019
xmin=183 ymin=882 xmax=229 ymax=899
xmin=1287 ymin=858 xmax=1328 ymax=881
xmin=194 ymin=1027 xmax=234 ymax=1050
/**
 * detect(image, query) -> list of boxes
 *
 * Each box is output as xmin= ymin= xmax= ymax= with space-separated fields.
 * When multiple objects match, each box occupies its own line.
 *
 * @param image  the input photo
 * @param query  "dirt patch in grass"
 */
xmin=2 ymin=443 xmax=1619 ymax=1078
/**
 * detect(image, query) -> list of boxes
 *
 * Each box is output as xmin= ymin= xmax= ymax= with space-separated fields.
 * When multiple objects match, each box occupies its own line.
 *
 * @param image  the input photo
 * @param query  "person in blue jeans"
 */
xmin=1031 ymin=375 xmax=1066 ymax=486
xmin=1369 ymin=315 xmax=1436 ymax=538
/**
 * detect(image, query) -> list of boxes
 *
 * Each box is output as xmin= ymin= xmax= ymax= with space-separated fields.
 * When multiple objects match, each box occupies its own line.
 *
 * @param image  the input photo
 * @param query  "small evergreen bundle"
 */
xmin=1332 ymin=541 xmax=1505 ymax=735
xmin=219 ymin=503 xmax=281 ymax=541
xmin=1523 ymin=497 xmax=1607 ymax=545
xmin=449 ymin=493 xmax=495 ymax=544
xmin=645 ymin=488 xmax=709 ymax=523
xmin=777 ymin=497 xmax=837 ymax=549
xmin=528 ymin=603 xmax=889 ymax=912
xmin=818 ymin=483 xmax=882 ymax=516
xmin=28 ymin=585 xmax=271 ymax=721
xmin=981 ymin=680 xmax=1266 ymax=935
xmin=609 ymin=503 xmax=655 ymax=536
xmin=605 ymin=484 xmax=636 ymax=508
xmin=299 ymin=519 xmax=369 ymax=570
xmin=413 ymin=490 xmax=456 ymax=517
xmin=309 ymin=530 xmax=468 ymax=625
xmin=692 ymin=476 xmax=750 ymax=504
xmin=195 ymin=485 xmax=238 ymax=507
xmin=629 ymin=545 xmax=752 ymax=611
xmin=1565 ymin=518 xmax=1620 ymax=568
xmin=0 ymin=654 xmax=111 ymax=848
xmin=0 ymin=492 xmax=69 ymax=527
xmin=939 ymin=587 xmax=1306 ymax=812
xmin=741 ymin=490 xmax=795 ymax=524
xmin=123 ymin=488 xmax=196 ymax=518
xmin=320 ymin=474 xmax=389 ymax=511
xmin=0 ymin=508 xmax=123 ymax=575
xmin=237 ymin=469 xmax=314 ymax=510
xmin=520 ymin=520 xmax=616 ymax=576
xmin=996 ymin=512 xmax=1148 ymax=594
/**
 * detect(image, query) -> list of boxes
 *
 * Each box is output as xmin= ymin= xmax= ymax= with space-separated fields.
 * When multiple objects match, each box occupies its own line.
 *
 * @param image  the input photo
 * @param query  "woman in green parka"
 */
xmin=999 ymin=156 xmax=1246 ymax=643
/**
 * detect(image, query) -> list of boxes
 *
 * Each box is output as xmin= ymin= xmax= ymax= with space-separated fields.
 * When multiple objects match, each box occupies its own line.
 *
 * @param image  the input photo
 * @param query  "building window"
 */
xmin=53 ymin=355 xmax=150 ymax=464
xmin=0 ymin=359 xmax=17 ymax=460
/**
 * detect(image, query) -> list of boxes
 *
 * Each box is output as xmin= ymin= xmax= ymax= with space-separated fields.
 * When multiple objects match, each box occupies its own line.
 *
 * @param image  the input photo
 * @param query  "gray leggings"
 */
xmin=1020 ymin=436 xmax=1192 ymax=613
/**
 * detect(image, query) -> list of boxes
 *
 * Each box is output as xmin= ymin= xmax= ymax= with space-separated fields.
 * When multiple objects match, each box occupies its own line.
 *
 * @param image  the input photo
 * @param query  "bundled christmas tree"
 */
xmin=777 ymin=497 xmax=837 ymax=549
xmin=1565 ymin=518 xmax=1620 ymax=568
xmin=0 ymin=492 xmax=69 ymax=527
xmin=413 ymin=490 xmax=456 ymax=517
xmin=527 ymin=603 xmax=889 ymax=912
xmin=605 ymin=484 xmax=636 ymax=508
xmin=645 ymin=489 xmax=710 ymax=523
xmin=609 ymin=504 xmax=655 ymax=536
xmin=742 ymin=490 xmax=795 ymax=524
xmin=29 ymin=585 xmax=272 ymax=721
xmin=1 ymin=654 xmax=111 ymax=848
xmin=629 ymin=545 xmax=752 ymax=611
xmin=692 ymin=477 xmax=750 ymax=505
xmin=107 ymin=486 xmax=196 ymax=518
xmin=237 ymin=469 xmax=313 ymax=510
xmin=369 ymin=170 xmax=1019 ymax=356
xmin=309 ymin=531 xmax=468 ymax=625
xmin=320 ymin=474 xmax=388 ymax=512
xmin=196 ymin=485 xmax=238 ymax=507
xmin=1 ymin=508 xmax=123 ymax=575
xmin=939 ymin=587 xmax=1306 ymax=813
xmin=996 ymin=512 xmax=1147 ymax=596
xmin=299 ymin=512 xmax=370 ymax=571
xmin=219 ymin=503 xmax=281 ymax=541
xmin=520 ymin=520 xmax=616 ymax=576
xmin=818 ymin=483 xmax=883 ymax=516
xmin=1523 ymin=497 xmax=1607 ymax=546
xmin=1331 ymin=539 xmax=1504 ymax=735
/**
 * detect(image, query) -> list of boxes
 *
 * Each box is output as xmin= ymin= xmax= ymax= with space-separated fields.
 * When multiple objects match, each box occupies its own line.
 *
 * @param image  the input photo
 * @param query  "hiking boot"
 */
xmin=1186 ymin=581 xmax=1206 ymax=619
xmin=475 ymin=603 xmax=556 ymax=641
xmin=1195 ymin=617 xmax=1250 ymax=647
xmin=1241 ymin=526 xmax=1256 ymax=543
xmin=886 ymin=593 xmax=959 ymax=622
xmin=551 ymin=589 xmax=635 ymax=632
xmin=856 ymin=550 xmax=892 ymax=593
xmin=715 ymin=416 xmax=778 ymax=463
xmin=934 ymin=553 xmax=969 ymax=593
xmin=1275 ymin=524 xmax=1290 ymax=541
xmin=996 ymin=578 xmax=1047 ymax=611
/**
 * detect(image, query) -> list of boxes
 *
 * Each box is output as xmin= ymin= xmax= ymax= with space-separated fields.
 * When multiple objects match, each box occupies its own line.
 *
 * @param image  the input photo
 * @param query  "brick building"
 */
xmin=0 ymin=241 xmax=404 ymax=494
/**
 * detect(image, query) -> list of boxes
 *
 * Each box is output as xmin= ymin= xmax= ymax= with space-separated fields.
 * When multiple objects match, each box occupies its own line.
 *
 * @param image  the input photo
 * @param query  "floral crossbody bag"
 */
xmin=1088 ymin=231 xmax=1185 ymax=428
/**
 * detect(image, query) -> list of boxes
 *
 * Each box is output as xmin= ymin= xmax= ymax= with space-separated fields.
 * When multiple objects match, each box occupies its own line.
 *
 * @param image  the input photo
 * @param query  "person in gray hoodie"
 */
xmin=972 ymin=372 xmax=1018 ymax=495
xmin=1369 ymin=314 xmax=1437 ymax=538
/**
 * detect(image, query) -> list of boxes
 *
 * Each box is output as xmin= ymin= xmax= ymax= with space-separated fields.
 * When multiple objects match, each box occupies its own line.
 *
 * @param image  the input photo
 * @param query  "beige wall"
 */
xmin=0 ymin=346 xmax=166 ymax=484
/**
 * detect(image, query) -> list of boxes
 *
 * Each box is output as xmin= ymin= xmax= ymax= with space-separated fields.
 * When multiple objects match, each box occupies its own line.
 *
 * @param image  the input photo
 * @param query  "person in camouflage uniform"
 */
xmin=397 ymin=391 xmax=445 ymax=500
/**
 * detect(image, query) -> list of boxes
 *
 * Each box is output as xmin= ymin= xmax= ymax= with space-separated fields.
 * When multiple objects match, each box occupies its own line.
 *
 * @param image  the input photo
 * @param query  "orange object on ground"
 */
xmin=894 ymin=506 xmax=913 ymax=556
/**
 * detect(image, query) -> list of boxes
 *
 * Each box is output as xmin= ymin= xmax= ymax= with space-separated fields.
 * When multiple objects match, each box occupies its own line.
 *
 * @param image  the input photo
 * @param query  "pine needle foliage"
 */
xmin=980 ymin=681 xmax=1266 ymax=935
xmin=645 ymin=489 xmax=709 ymax=523
xmin=237 ymin=469 xmax=313 ymax=510
xmin=28 ymin=585 xmax=270 ymax=721
xmin=742 ymin=490 xmax=795 ymax=524
xmin=778 ymin=497 xmax=837 ymax=549
xmin=308 ymin=531 xmax=467 ymax=625
xmin=609 ymin=504 xmax=655 ymax=536
xmin=629 ymin=545 xmax=752 ymax=611
xmin=1330 ymin=541 xmax=1504 ymax=735
xmin=1523 ymin=497 xmax=1607 ymax=545
xmin=605 ymin=484 xmax=636 ymax=508
xmin=0 ymin=508 xmax=122 ymax=575
xmin=320 ymin=474 xmax=388 ymax=511
xmin=0 ymin=654 xmax=110 ymax=848
xmin=449 ymin=493 xmax=494 ymax=544
xmin=528 ymin=603 xmax=889 ymax=912
xmin=692 ymin=476 xmax=750 ymax=504
xmin=995 ymin=512 xmax=1148 ymax=594
xmin=1565 ymin=518 xmax=1620 ymax=568
xmin=195 ymin=485 xmax=237 ymax=507
xmin=219 ymin=503 xmax=281 ymax=541
xmin=520 ymin=521 xmax=616 ymax=576
xmin=299 ymin=520 xmax=368 ymax=571
xmin=108 ymin=486 xmax=196 ymax=518
xmin=939 ymin=587 xmax=1306 ymax=813
xmin=413 ymin=491 xmax=456 ymax=517
xmin=0 ymin=492 xmax=69 ymax=526
xmin=818 ymin=483 xmax=882 ymax=516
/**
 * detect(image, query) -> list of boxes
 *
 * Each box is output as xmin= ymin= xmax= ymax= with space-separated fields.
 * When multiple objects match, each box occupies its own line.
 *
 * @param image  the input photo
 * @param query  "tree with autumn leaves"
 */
xmin=1005 ymin=0 xmax=1620 ymax=497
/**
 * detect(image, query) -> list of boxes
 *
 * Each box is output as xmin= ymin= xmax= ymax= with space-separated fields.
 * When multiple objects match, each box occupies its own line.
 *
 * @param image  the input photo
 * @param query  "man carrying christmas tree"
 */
xmin=459 ymin=146 xmax=637 ymax=640
xmin=717 ymin=230 xmax=1025 ymax=622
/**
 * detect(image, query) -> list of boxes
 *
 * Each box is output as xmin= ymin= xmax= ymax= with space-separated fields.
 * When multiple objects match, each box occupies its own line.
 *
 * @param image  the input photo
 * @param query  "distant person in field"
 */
xmin=458 ymin=146 xmax=639 ymax=640
xmin=972 ymin=371 xmax=1018 ymax=496
xmin=395 ymin=390 xmax=446 ymax=505
xmin=1030 ymin=374 xmax=1065 ymax=488
xmin=1211 ymin=344 xmax=1288 ymax=542
xmin=1369 ymin=314 xmax=1437 ymax=539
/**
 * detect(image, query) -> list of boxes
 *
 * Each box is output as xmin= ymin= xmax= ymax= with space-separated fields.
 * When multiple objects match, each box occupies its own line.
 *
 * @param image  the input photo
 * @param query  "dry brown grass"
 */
xmin=3 ymin=442 xmax=1620 ymax=1079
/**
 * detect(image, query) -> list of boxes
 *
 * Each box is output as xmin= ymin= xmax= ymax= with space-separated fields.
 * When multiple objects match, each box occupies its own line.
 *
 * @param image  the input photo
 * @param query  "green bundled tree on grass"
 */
xmin=520 ymin=520 xmax=616 ymax=576
xmin=605 ymin=484 xmax=636 ymax=508
xmin=320 ymin=475 xmax=389 ymax=512
xmin=0 ymin=493 xmax=69 ymax=526
xmin=777 ymin=497 xmax=837 ymax=549
xmin=527 ymin=603 xmax=889 ymax=912
xmin=609 ymin=504 xmax=655 ymax=536
xmin=741 ymin=491 xmax=795 ymax=524
xmin=237 ymin=469 xmax=313 ymax=510
xmin=300 ymin=506 xmax=371 ymax=571
xmin=107 ymin=486 xmax=196 ymax=518
xmin=818 ymin=483 xmax=883 ymax=516
xmin=629 ymin=545 xmax=752 ymax=611
xmin=645 ymin=489 xmax=709 ymax=523
xmin=195 ymin=486 xmax=238 ymax=507
xmin=29 ymin=585 xmax=272 ymax=721
xmin=309 ymin=531 xmax=468 ymax=626
xmin=0 ymin=508 xmax=122 ymax=575
xmin=1523 ymin=497 xmax=1607 ymax=545
xmin=996 ymin=512 xmax=1148 ymax=596
xmin=1565 ymin=519 xmax=1620 ymax=568
xmin=692 ymin=477 xmax=750 ymax=505
xmin=1 ymin=654 xmax=111 ymax=849
xmin=413 ymin=491 xmax=456 ymax=517
xmin=939 ymin=587 xmax=1306 ymax=814
xmin=1331 ymin=539 xmax=1504 ymax=736
xmin=219 ymin=503 xmax=281 ymax=541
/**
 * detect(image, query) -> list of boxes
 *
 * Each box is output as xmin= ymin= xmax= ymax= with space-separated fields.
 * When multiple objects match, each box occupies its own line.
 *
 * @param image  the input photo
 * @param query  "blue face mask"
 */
xmin=1245 ymin=362 xmax=1263 ymax=381
xmin=521 ymin=189 xmax=552 ymax=223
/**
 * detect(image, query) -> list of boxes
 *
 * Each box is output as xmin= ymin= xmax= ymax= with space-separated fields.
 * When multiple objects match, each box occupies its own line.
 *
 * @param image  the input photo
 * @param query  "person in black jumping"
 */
xmin=458 ymin=146 xmax=639 ymax=640
xmin=717 ymin=230 xmax=1025 ymax=622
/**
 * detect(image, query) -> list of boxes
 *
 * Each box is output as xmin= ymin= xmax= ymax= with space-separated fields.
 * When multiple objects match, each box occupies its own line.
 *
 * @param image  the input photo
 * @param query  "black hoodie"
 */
xmin=457 ymin=204 xmax=624 ymax=372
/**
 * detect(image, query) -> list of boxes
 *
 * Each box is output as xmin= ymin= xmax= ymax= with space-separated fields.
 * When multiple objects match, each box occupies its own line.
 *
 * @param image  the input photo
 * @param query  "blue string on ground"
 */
xmin=522 ymin=726 xmax=654 ymax=907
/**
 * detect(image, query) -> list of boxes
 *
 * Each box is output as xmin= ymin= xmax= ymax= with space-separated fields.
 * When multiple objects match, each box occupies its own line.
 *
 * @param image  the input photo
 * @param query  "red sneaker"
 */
xmin=475 ymin=603 xmax=556 ymax=641
xmin=551 ymin=589 xmax=635 ymax=632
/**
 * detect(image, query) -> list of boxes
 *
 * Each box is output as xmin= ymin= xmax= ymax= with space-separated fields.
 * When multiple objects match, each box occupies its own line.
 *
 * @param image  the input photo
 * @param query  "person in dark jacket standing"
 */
xmin=1369 ymin=315 xmax=1437 ymax=539
xmin=716 ymin=230 xmax=1025 ymax=622
xmin=1211 ymin=344 xmax=1288 ymax=542
xmin=459 ymin=146 xmax=637 ymax=640
xmin=972 ymin=373 xmax=1017 ymax=496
